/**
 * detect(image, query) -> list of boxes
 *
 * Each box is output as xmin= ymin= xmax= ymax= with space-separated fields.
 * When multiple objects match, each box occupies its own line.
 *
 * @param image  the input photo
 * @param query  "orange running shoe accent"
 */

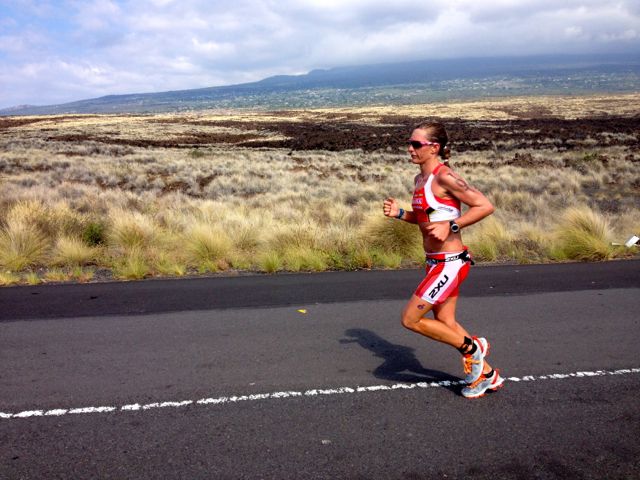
xmin=463 ymin=336 xmax=489 ymax=384
xmin=463 ymin=356 xmax=480 ymax=375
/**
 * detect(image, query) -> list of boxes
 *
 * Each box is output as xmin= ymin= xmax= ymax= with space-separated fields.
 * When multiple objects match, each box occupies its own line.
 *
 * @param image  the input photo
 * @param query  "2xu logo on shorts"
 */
xmin=428 ymin=274 xmax=449 ymax=299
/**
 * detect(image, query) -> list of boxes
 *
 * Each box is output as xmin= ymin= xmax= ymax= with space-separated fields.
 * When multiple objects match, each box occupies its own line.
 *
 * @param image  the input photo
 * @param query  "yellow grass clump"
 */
xmin=510 ymin=224 xmax=553 ymax=264
xmin=465 ymin=216 xmax=515 ymax=262
xmin=363 ymin=214 xmax=423 ymax=260
xmin=24 ymin=272 xmax=42 ymax=285
xmin=52 ymin=236 xmax=97 ymax=266
xmin=256 ymin=251 xmax=283 ymax=273
xmin=0 ymin=221 xmax=49 ymax=271
xmin=371 ymin=249 xmax=403 ymax=269
xmin=552 ymin=207 xmax=614 ymax=261
xmin=112 ymin=247 xmax=151 ymax=280
xmin=185 ymin=224 xmax=233 ymax=272
xmin=108 ymin=210 xmax=160 ymax=250
xmin=152 ymin=251 xmax=188 ymax=277
xmin=267 ymin=221 xmax=318 ymax=253
xmin=0 ymin=271 xmax=21 ymax=286
xmin=44 ymin=268 xmax=71 ymax=283
xmin=71 ymin=266 xmax=95 ymax=283
xmin=4 ymin=200 xmax=84 ymax=238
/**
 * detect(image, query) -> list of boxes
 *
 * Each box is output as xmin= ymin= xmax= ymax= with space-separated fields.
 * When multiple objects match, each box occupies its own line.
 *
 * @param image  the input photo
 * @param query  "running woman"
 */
xmin=383 ymin=121 xmax=503 ymax=398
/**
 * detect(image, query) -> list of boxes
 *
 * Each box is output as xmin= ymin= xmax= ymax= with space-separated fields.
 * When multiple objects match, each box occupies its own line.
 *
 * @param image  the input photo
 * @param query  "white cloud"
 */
xmin=6 ymin=0 xmax=58 ymax=17
xmin=0 ymin=16 xmax=18 ymax=28
xmin=0 ymin=32 xmax=42 ymax=54
xmin=73 ymin=0 xmax=123 ymax=31
xmin=1 ymin=0 xmax=639 ymax=108
xmin=564 ymin=26 xmax=585 ymax=39
xmin=599 ymin=29 xmax=638 ymax=42
xmin=191 ymin=38 xmax=236 ymax=57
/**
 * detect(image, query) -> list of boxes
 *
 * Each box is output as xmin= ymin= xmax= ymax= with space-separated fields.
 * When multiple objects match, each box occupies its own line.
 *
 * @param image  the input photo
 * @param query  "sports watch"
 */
xmin=449 ymin=220 xmax=460 ymax=233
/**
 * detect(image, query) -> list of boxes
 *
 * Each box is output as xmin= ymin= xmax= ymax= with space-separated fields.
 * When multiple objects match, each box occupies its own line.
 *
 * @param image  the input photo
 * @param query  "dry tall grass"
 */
xmin=0 ymin=221 xmax=49 ymax=271
xmin=552 ymin=207 xmax=614 ymax=261
xmin=1 ymin=96 xmax=638 ymax=284
xmin=52 ymin=236 xmax=97 ymax=266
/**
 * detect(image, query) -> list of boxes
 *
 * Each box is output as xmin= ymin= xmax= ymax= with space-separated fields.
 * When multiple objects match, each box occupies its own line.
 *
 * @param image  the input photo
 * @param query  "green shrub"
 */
xmin=82 ymin=222 xmax=106 ymax=246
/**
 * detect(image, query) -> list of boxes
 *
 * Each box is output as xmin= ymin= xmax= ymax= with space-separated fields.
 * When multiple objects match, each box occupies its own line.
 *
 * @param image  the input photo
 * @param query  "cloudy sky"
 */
xmin=1 ymin=0 xmax=639 ymax=108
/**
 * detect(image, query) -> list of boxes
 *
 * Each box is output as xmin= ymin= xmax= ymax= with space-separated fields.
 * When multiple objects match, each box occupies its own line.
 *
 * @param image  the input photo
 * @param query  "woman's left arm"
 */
xmin=439 ymin=169 xmax=494 ymax=229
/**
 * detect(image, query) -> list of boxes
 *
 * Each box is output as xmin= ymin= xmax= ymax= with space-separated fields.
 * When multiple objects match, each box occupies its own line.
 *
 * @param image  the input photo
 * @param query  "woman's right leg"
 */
xmin=400 ymin=294 xmax=489 ymax=384
xmin=433 ymin=295 xmax=493 ymax=374
xmin=432 ymin=295 xmax=471 ymax=337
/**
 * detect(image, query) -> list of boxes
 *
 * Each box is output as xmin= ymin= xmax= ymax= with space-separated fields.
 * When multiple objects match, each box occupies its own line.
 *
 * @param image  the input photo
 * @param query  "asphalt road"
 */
xmin=1 ymin=260 xmax=639 ymax=479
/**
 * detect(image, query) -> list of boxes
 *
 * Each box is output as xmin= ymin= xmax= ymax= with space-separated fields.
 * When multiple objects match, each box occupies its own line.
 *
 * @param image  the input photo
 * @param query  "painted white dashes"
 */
xmin=1 ymin=367 xmax=638 ymax=420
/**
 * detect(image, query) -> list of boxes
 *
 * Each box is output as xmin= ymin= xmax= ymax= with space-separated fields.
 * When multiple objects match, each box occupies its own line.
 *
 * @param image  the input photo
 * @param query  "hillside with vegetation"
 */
xmin=1 ymin=93 xmax=639 ymax=285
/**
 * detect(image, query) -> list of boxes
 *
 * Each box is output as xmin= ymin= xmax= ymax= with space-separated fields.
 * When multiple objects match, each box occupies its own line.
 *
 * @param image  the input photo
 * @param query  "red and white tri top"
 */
xmin=412 ymin=164 xmax=461 ymax=223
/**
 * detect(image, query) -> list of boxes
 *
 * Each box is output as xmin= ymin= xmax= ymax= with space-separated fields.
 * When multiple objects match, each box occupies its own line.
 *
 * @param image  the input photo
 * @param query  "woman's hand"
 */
xmin=383 ymin=197 xmax=399 ymax=217
xmin=425 ymin=221 xmax=450 ymax=242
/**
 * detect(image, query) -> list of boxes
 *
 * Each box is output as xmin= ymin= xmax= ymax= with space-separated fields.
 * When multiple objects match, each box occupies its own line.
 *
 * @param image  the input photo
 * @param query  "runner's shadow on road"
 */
xmin=340 ymin=328 xmax=462 ymax=395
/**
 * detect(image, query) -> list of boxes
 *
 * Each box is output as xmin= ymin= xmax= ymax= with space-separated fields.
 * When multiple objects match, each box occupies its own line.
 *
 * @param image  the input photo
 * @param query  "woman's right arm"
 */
xmin=383 ymin=197 xmax=418 ymax=224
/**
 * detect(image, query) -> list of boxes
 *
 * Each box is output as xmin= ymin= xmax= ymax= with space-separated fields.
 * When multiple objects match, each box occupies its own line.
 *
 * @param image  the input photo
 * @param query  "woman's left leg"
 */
xmin=401 ymin=294 xmax=465 ymax=347
xmin=433 ymin=295 xmax=493 ymax=374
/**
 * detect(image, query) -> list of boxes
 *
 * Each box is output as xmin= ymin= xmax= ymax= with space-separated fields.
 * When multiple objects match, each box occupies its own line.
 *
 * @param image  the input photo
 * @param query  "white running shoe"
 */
xmin=462 ymin=369 xmax=505 ymax=399
xmin=463 ymin=336 xmax=489 ymax=384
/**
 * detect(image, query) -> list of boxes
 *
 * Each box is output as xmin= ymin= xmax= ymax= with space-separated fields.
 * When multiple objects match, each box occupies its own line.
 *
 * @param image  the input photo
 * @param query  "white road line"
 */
xmin=1 ymin=367 xmax=638 ymax=420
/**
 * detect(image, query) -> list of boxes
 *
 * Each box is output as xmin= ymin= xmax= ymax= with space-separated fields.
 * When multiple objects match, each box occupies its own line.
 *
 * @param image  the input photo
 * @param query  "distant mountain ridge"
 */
xmin=2 ymin=54 xmax=639 ymax=116
xmin=0 ymin=104 xmax=37 ymax=113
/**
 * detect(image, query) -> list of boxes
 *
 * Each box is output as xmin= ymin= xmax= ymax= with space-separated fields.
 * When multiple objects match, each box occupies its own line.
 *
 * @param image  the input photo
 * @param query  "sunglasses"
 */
xmin=407 ymin=140 xmax=439 ymax=149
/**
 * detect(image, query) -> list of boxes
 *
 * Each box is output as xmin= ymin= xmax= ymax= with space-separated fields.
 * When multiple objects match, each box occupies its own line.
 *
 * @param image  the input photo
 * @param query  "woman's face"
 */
xmin=407 ymin=128 xmax=439 ymax=165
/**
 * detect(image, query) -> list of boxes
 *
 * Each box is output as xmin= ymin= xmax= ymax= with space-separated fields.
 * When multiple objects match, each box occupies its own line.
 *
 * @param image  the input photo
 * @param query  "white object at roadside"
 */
xmin=625 ymin=235 xmax=639 ymax=247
